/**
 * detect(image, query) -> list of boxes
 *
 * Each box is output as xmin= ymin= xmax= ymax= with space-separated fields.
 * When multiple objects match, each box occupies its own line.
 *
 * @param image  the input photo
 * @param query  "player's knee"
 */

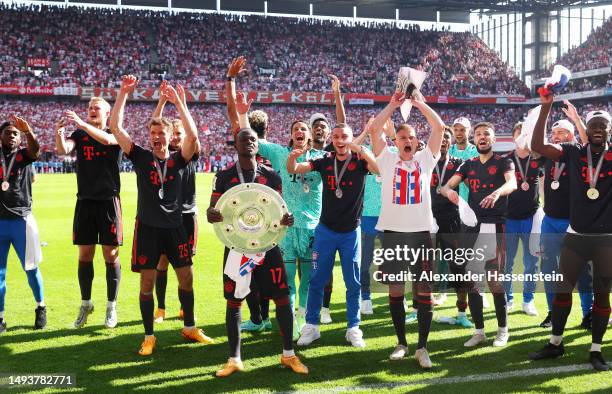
xmin=102 ymin=246 xmax=119 ymax=263
xmin=78 ymin=245 xmax=96 ymax=261
xmin=156 ymin=257 xmax=169 ymax=271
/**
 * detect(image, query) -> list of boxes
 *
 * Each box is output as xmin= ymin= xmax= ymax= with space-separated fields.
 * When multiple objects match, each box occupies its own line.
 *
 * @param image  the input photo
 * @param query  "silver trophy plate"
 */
xmin=214 ymin=183 xmax=289 ymax=254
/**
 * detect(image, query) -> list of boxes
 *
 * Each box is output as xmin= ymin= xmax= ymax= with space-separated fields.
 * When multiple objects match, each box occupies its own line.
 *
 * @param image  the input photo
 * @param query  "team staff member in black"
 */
xmin=207 ymin=127 xmax=308 ymax=377
xmin=441 ymin=122 xmax=517 ymax=348
xmin=151 ymin=80 xmax=201 ymax=324
xmin=430 ymin=127 xmax=473 ymax=329
xmin=529 ymin=92 xmax=612 ymax=372
xmin=110 ymin=75 xmax=213 ymax=356
xmin=0 ymin=116 xmax=46 ymax=332
xmin=55 ymin=97 xmax=123 ymax=329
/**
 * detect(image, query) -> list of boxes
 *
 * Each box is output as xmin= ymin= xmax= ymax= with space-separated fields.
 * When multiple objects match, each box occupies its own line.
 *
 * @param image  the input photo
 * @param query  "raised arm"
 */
xmin=531 ymin=93 xmax=562 ymax=161
xmin=152 ymin=80 xmax=169 ymax=119
xmin=562 ymin=99 xmax=588 ymax=144
xmin=235 ymin=91 xmax=254 ymax=130
xmin=12 ymin=115 xmax=39 ymax=160
xmin=161 ymin=84 xmax=199 ymax=162
xmin=412 ymin=92 xmax=444 ymax=157
xmin=109 ymin=75 xmax=138 ymax=155
xmin=330 ymin=74 xmax=346 ymax=124
xmin=352 ymin=117 xmax=374 ymax=146
xmin=177 ymin=84 xmax=199 ymax=155
xmin=226 ymin=57 xmax=246 ymax=135
xmin=370 ymin=92 xmax=405 ymax=156
xmin=286 ymin=148 xmax=313 ymax=174
xmin=55 ymin=118 xmax=75 ymax=155
xmin=64 ymin=110 xmax=117 ymax=146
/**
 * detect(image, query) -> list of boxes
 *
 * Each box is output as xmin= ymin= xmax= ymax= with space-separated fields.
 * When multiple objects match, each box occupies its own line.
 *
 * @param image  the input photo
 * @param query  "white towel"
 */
xmin=458 ymin=197 xmax=478 ymax=227
xmin=223 ymin=250 xmax=265 ymax=299
xmin=529 ymin=207 xmax=545 ymax=257
xmin=515 ymin=105 xmax=542 ymax=150
xmin=24 ymin=213 xmax=42 ymax=271
xmin=467 ymin=223 xmax=497 ymax=292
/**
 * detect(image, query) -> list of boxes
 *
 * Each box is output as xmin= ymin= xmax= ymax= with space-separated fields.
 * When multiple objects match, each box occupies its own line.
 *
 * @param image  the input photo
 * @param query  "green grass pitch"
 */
xmin=0 ymin=173 xmax=608 ymax=393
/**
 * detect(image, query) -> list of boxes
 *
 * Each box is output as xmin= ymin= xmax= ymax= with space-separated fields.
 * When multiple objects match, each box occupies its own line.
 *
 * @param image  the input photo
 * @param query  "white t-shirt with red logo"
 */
xmin=375 ymin=146 xmax=439 ymax=232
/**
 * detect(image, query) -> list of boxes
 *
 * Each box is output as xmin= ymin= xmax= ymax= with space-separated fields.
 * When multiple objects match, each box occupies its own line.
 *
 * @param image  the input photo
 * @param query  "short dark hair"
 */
xmin=248 ymin=110 xmax=268 ymax=139
xmin=473 ymin=121 xmax=495 ymax=134
xmin=0 ymin=121 xmax=11 ymax=134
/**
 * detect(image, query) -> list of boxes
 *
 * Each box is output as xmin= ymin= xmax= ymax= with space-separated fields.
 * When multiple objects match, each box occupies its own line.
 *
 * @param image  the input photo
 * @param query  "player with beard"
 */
xmin=306 ymin=75 xmax=347 ymax=323
xmin=151 ymin=81 xmax=201 ymax=323
xmin=0 ymin=116 xmax=45 ymax=333
xmin=289 ymin=122 xmax=378 ymax=348
xmin=503 ymin=122 xmax=545 ymax=316
xmin=430 ymin=127 xmax=473 ymax=329
xmin=207 ymin=127 xmax=308 ymax=377
xmin=232 ymin=92 xmax=326 ymax=340
xmin=55 ymin=97 xmax=123 ymax=329
xmin=110 ymin=75 xmax=213 ymax=356
xmin=444 ymin=117 xmax=490 ymax=309
xmin=441 ymin=122 xmax=517 ymax=348
xmin=538 ymin=104 xmax=593 ymax=329
xmin=529 ymin=92 xmax=611 ymax=372
xmin=368 ymin=91 xmax=444 ymax=368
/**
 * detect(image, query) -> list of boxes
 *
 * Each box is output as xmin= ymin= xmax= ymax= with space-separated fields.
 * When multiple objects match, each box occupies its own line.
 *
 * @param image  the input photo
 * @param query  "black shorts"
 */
xmin=182 ymin=213 xmax=198 ymax=257
xmin=131 ymin=219 xmax=192 ymax=272
xmin=377 ymin=231 xmax=433 ymax=285
xmin=73 ymin=197 xmax=123 ymax=246
xmin=435 ymin=215 xmax=467 ymax=288
xmin=222 ymin=246 xmax=290 ymax=301
xmin=557 ymin=233 xmax=612 ymax=294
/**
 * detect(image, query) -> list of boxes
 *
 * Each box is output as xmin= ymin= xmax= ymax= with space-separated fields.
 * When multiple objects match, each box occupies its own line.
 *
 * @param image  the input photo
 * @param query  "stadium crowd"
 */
xmin=0 ymin=4 xmax=528 ymax=96
xmin=534 ymin=16 xmax=611 ymax=89
xmin=2 ymin=97 xmax=609 ymax=172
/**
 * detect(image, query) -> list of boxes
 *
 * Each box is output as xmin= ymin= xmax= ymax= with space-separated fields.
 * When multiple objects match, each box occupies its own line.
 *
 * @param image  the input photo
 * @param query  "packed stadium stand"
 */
xmin=0 ymin=4 xmax=609 ymax=170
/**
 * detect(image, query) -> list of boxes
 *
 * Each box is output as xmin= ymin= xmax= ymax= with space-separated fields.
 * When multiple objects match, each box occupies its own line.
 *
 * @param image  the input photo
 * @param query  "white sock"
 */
xmin=82 ymin=300 xmax=92 ymax=307
xmin=37 ymin=301 xmax=46 ymax=308
xmin=107 ymin=301 xmax=116 ymax=308
xmin=590 ymin=343 xmax=602 ymax=352
xmin=184 ymin=325 xmax=195 ymax=330
xmin=283 ymin=349 xmax=295 ymax=357
xmin=498 ymin=326 xmax=508 ymax=334
xmin=457 ymin=311 xmax=466 ymax=318
xmin=145 ymin=334 xmax=154 ymax=339
xmin=475 ymin=328 xmax=485 ymax=335
xmin=230 ymin=356 xmax=241 ymax=363
xmin=550 ymin=335 xmax=563 ymax=346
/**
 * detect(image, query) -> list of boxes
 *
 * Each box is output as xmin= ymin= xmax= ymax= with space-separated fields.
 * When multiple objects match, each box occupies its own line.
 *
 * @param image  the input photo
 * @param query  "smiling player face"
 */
xmin=331 ymin=126 xmax=352 ymax=156
xmin=291 ymin=121 xmax=310 ymax=149
xmin=587 ymin=119 xmax=611 ymax=147
xmin=87 ymin=100 xmax=110 ymax=128
xmin=475 ymin=125 xmax=495 ymax=154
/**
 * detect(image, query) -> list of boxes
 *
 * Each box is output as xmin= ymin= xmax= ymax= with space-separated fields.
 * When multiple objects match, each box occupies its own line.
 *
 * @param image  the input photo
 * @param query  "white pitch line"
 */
xmin=283 ymin=363 xmax=609 ymax=394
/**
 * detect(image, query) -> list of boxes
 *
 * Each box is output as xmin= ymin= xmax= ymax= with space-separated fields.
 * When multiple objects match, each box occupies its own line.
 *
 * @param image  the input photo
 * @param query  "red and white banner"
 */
xmin=0 ymin=85 xmax=54 ymax=96
xmin=26 ymin=58 xmax=50 ymax=68
xmin=7 ymin=85 xmax=611 ymax=105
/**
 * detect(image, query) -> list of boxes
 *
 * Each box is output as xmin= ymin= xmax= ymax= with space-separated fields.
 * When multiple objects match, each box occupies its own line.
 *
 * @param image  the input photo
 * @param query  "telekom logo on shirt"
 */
xmin=392 ymin=164 xmax=422 ymax=205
